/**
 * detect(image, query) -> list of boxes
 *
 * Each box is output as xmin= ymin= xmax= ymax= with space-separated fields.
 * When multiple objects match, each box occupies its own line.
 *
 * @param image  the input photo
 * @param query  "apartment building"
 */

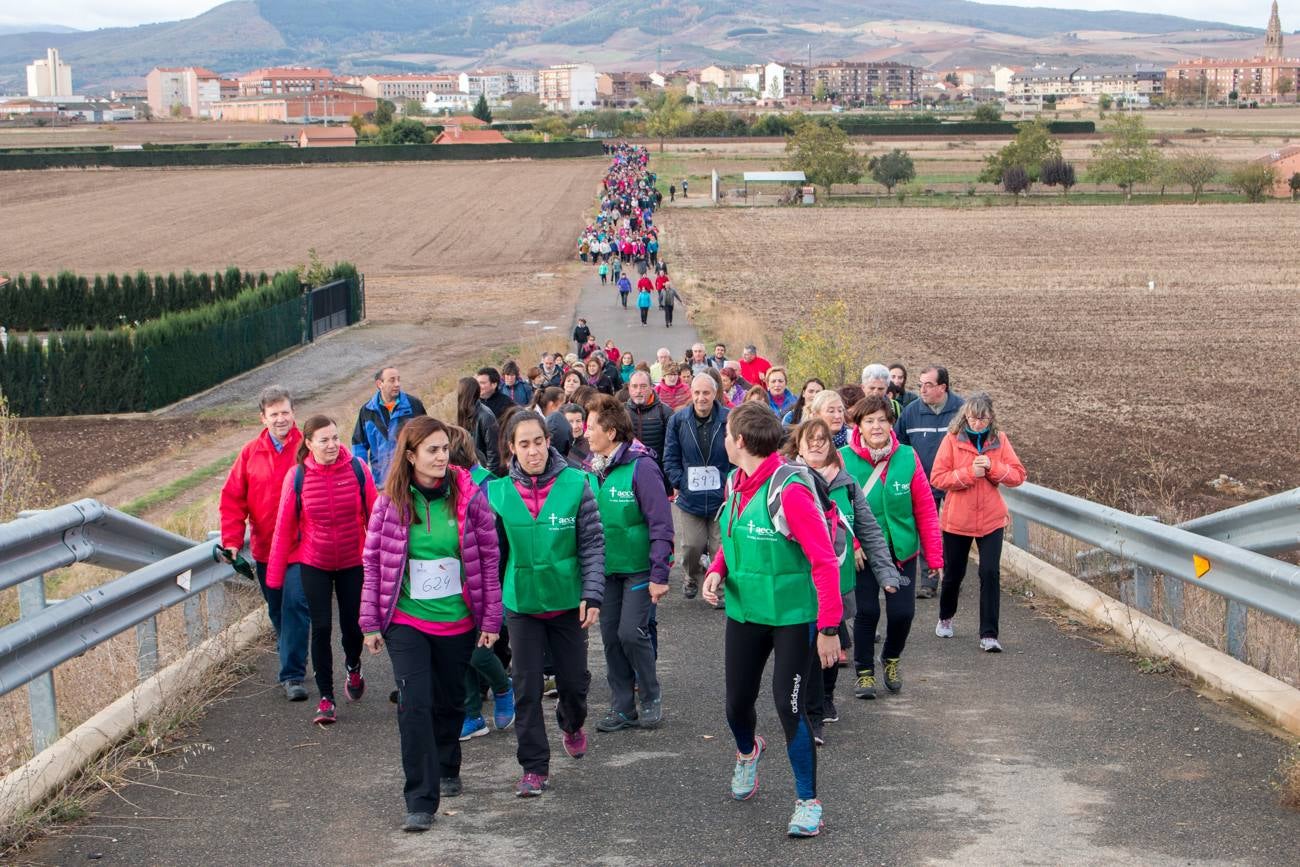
xmin=360 ymin=73 xmax=459 ymax=102
xmin=239 ymin=67 xmax=335 ymax=97
xmin=538 ymin=63 xmax=598 ymax=110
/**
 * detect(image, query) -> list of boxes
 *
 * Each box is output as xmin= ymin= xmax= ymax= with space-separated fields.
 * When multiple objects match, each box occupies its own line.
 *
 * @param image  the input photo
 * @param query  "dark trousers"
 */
xmin=386 ymin=624 xmax=475 ymax=813
xmin=807 ymin=591 xmax=853 ymax=722
xmin=724 ymin=618 xmax=817 ymax=801
xmin=256 ymin=561 xmax=309 ymax=683
xmin=599 ymin=574 xmax=660 ymax=714
xmin=920 ymin=491 xmax=946 ymax=591
xmin=939 ymin=528 xmax=1005 ymax=638
xmin=507 ymin=609 xmax=590 ymax=776
xmin=664 ymin=305 xmax=674 ymax=326
xmin=299 ymin=564 xmax=364 ymax=701
xmin=463 ymin=644 xmax=511 ymax=715
xmin=854 ymin=557 xmax=917 ymax=667
xmin=620 ymin=291 xmax=629 ymax=308
xmin=639 ymin=307 xmax=649 ymax=324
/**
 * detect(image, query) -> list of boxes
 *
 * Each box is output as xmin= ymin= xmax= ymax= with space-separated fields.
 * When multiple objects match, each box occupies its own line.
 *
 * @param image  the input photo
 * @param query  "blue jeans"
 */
xmin=256 ymin=561 xmax=310 ymax=683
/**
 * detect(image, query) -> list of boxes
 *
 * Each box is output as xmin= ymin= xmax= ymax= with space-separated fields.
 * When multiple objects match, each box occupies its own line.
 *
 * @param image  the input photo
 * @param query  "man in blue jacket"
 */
xmin=663 ymin=374 xmax=732 ymax=604
xmin=351 ymin=365 xmax=426 ymax=485
xmin=895 ymin=364 xmax=964 ymax=598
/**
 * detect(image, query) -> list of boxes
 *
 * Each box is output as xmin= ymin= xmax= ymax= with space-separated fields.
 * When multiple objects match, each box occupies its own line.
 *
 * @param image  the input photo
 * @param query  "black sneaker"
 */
xmin=596 ymin=709 xmax=639 ymax=732
xmin=440 ymin=776 xmax=463 ymax=798
xmin=883 ymin=657 xmax=902 ymax=693
xmin=812 ymin=722 xmax=825 ymax=746
xmin=854 ymin=669 xmax=877 ymax=700
xmin=823 ymin=700 xmax=839 ymax=723
xmin=683 ymin=580 xmax=699 ymax=600
xmin=401 ymin=812 xmax=433 ymax=832
xmin=389 ymin=689 xmax=399 ymax=704
xmin=639 ymin=698 xmax=663 ymax=730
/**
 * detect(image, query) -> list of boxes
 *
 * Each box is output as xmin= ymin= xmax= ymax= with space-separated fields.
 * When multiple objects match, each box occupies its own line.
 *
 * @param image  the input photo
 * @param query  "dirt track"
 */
xmin=1 ymin=160 xmax=603 ymax=277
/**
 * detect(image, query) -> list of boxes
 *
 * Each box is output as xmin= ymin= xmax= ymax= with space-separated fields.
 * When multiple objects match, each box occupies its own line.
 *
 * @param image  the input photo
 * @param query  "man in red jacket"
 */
xmin=219 ymin=385 xmax=311 ymax=702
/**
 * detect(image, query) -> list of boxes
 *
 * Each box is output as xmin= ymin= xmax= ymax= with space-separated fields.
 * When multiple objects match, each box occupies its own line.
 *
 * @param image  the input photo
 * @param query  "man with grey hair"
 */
xmin=219 ymin=385 xmax=311 ymax=701
xmin=663 ymin=373 xmax=732 ymax=603
xmin=650 ymin=346 xmax=673 ymax=384
xmin=861 ymin=363 xmax=900 ymax=420
xmin=689 ymin=343 xmax=710 ymax=376
xmin=625 ymin=370 xmax=673 ymax=480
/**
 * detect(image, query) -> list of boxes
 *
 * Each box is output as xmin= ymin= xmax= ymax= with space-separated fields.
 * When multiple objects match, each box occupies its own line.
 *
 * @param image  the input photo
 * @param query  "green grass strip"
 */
xmin=120 ymin=450 xmax=240 ymax=517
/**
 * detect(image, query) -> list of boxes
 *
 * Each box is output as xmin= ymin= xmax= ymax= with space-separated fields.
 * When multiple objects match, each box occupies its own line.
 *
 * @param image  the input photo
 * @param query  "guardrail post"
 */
xmin=1162 ymin=576 xmax=1184 ymax=630
xmin=183 ymin=594 xmax=203 ymax=647
xmin=1011 ymin=513 xmax=1029 ymax=550
xmin=1225 ymin=600 xmax=1248 ymax=661
xmin=206 ymin=584 xmax=225 ymax=636
xmin=18 ymin=576 xmax=59 ymax=752
xmin=136 ymin=616 xmax=159 ymax=679
xmin=1131 ymin=566 xmax=1153 ymax=615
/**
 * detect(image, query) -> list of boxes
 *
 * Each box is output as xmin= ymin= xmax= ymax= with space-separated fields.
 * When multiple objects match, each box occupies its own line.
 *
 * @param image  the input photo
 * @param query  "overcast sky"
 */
xmin=0 ymin=0 xmax=1293 ymax=31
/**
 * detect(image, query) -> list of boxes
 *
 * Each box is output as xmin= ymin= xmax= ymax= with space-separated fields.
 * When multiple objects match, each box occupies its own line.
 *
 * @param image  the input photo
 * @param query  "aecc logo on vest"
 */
xmin=547 ymin=515 xmax=577 ymax=528
xmin=744 ymin=519 xmax=778 ymax=540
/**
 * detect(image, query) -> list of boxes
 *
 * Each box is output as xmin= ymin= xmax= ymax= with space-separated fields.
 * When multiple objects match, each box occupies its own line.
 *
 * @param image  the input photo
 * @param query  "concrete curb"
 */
xmin=1000 ymin=543 xmax=1300 ymax=737
xmin=0 ymin=608 xmax=267 ymax=829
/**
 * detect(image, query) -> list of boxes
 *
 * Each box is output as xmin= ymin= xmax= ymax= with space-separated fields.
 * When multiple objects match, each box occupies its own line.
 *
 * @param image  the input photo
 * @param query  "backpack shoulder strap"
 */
xmin=766 ymin=463 xmax=809 ymax=538
xmin=293 ymin=463 xmax=306 ymax=519
xmin=350 ymin=456 xmax=369 ymax=520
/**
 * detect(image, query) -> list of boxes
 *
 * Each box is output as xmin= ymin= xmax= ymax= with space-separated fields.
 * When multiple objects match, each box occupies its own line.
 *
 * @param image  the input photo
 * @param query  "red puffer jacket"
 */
xmin=265 ymin=454 xmax=378 ymax=589
xmin=219 ymin=427 xmax=302 ymax=563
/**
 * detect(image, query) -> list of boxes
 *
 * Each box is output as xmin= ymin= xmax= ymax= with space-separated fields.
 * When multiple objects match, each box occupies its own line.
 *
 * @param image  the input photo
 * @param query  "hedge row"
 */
xmin=0 ymin=267 xmax=274 ymax=331
xmin=0 ymin=140 xmax=604 ymax=171
xmin=0 ymin=264 xmax=359 ymax=415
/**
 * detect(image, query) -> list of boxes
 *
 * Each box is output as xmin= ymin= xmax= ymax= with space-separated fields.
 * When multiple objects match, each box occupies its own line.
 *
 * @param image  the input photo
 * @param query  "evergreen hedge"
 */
xmin=0 ymin=266 xmax=266 ymax=331
xmin=0 ymin=264 xmax=360 ymax=416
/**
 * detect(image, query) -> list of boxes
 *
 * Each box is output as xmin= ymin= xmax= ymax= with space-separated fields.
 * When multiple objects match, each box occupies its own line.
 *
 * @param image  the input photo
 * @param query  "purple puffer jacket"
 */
xmin=360 ymin=465 xmax=503 ymax=635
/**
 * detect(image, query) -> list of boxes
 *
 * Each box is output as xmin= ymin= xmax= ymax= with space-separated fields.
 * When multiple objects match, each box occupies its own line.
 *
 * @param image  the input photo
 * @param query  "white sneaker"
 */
xmin=980 ymin=637 xmax=1003 ymax=653
xmin=935 ymin=619 xmax=954 ymax=638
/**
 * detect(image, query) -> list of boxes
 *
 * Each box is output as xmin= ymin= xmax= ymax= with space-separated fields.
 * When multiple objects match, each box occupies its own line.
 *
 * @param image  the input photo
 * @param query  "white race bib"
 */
xmin=687 ymin=466 xmax=722 ymax=492
xmin=408 ymin=557 xmax=463 ymax=601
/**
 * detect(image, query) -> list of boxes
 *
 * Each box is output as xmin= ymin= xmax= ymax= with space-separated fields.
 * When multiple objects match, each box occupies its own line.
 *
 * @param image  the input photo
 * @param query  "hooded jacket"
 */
xmin=663 ymin=400 xmax=732 ymax=518
xmin=589 ymin=441 xmax=674 ymax=584
xmin=359 ymin=465 xmax=503 ymax=636
xmin=266 ymin=454 xmax=379 ymax=589
xmin=494 ymin=447 xmax=606 ymax=608
xmin=930 ymin=430 xmax=1027 ymax=538
xmin=351 ymin=390 xmax=426 ymax=485
xmin=220 ymin=426 xmax=303 ymax=563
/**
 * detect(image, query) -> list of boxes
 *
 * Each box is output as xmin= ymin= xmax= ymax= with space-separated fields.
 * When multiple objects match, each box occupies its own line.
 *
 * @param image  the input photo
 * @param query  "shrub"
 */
xmin=1228 ymin=162 xmax=1277 ymax=202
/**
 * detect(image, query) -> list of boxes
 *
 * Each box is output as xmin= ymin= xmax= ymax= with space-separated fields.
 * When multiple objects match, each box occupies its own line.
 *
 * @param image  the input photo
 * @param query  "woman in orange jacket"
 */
xmin=928 ymin=394 xmax=1026 ymax=652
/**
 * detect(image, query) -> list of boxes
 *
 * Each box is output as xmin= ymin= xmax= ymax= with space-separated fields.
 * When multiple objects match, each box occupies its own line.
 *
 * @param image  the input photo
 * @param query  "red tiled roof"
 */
xmin=299 ymin=126 xmax=358 ymax=140
xmin=434 ymin=128 xmax=510 ymax=144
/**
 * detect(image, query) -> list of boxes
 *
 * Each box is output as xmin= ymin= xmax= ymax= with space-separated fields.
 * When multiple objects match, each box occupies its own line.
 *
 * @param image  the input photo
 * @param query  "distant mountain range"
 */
xmin=0 ymin=0 xmax=1270 ymax=93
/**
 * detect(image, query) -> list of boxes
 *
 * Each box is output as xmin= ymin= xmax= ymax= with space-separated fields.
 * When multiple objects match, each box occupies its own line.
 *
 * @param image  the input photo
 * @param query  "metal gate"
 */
xmin=306 ymin=278 xmax=351 ymax=340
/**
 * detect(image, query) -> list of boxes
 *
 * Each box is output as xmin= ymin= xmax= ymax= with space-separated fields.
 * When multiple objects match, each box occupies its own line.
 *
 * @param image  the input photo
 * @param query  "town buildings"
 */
xmin=212 ymin=92 xmax=376 ymax=123
xmin=146 ymin=67 xmax=229 ymax=118
xmin=360 ymin=73 xmax=459 ymax=102
xmin=1007 ymin=66 xmax=1165 ymax=102
xmin=26 ymin=48 xmax=72 ymax=98
xmin=1164 ymin=2 xmax=1299 ymax=102
xmin=458 ymin=70 xmax=537 ymax=102
xmin=597 ymin=71 xmax=652 ymax=105
xmin=238 ymin=67 xmax=335 ymax=97
xmin=783 ymin=61 xmax=922 ymax=103
xmin=538 ymin=63 xmax=598 ymax=110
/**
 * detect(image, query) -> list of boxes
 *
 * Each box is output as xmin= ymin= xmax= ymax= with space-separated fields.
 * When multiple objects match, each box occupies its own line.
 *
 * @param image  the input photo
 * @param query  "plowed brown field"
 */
xmin=662 ymin=204 xmax=1300 ymax=513
xmin=2 ymin=159 xmax=603 ymax=277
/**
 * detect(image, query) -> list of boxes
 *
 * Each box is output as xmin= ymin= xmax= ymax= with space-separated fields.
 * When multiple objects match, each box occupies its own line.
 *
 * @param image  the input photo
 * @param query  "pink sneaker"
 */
xmin=344 ymin=666 xmax=365 ymax=702
xmin=562 ymin=728 xmax=588 ymax=759
xmin=515 ymin=772 xmax=548 ymax=797
xmin=313 ymin=697 xmax=336 ymax=725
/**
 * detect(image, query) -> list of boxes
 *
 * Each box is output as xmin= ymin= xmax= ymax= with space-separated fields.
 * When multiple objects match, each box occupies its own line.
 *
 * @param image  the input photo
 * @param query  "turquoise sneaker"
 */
xmin=730 ymin=735 xmax=766 ymax=800
xmin=459 ymin=715 xmax=488 ymax=741
xmin=787 ymin=799 xmax=824 ymax=837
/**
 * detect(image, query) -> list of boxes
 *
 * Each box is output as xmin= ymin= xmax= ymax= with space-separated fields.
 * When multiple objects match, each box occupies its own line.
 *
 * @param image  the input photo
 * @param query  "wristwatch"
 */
xmin=819 ymin=626 xmax=839 ymax=637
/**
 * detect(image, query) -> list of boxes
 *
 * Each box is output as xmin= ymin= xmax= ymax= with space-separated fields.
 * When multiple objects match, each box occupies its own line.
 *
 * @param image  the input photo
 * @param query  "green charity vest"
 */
xmin=488 ymin=469 xmax=586 ymax=614
xmin=828 ymin=485 xmax=856 ymax=594
xmin=840 ymin=444 xmax=919 ymax=562
xmin=595 ymin=461 xmax=651 ymax=575
xmin=719 ymin=472 xmax=819 ymax=627
xmin=470 ymin=465 xmax=492 ymax=486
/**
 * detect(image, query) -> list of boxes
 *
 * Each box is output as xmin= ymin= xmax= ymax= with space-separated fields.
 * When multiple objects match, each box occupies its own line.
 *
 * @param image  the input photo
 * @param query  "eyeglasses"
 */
xmin=804 ymin=436 xmax=829 ymax=447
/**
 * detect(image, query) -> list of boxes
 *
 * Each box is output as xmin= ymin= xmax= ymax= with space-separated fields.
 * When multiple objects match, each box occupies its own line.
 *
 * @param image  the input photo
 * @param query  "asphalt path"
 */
xmin=568 ymin=262 xmax=701 ymax=367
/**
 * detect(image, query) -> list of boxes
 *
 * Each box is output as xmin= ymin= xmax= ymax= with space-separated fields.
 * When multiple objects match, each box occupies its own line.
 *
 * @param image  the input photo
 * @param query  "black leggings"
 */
xmin=639 ymin=307 xmax=649 ymax=324
xmin=299 ymin=564 xmax=364 ymax=701
xmin=939 ymin=528 xmax=1004 ymax=638
xmin=854 ymin=557 xmax=917 ymax=667
xmin=724 ymin=618 xmax=817 ymax=800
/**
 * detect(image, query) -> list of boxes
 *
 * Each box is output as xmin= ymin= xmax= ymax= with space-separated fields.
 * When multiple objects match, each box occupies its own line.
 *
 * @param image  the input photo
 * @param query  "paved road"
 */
xmin=568 ymin=263 xmax=700 ymax=369
xmin=19 ymin=581 xmax=1297 ymax=865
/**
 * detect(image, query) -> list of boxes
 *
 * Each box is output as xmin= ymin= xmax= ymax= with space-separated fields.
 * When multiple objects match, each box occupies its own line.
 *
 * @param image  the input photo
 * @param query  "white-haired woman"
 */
xmin=929 ymin=393 xmax=1026 ymax=652
xmin=809 ymin=389 xmax=849 ymax=449
xmin=860 ymin=363 xmax=901 ymax=421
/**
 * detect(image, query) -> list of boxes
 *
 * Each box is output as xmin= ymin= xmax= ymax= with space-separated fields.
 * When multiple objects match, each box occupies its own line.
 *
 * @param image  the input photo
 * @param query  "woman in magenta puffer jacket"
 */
xmin=267 ymin=414 xmax=378 ymax=726
xmin=360 ymin=416 xmax=502 ymax=833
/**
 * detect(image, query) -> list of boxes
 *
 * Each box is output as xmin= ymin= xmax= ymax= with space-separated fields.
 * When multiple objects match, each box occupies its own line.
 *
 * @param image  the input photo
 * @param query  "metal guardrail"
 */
xmin=1179 ymin=487 xmax=1300 ymax=555
xmin=1005 ymin=483 xmax=1300 ymax=662
xmin=0 ymin=501 xmax=246 ymax=752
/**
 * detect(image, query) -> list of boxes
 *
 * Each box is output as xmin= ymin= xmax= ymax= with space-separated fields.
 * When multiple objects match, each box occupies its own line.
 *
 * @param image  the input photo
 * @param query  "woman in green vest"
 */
xmin=785 ymin=417 xmax=900 ymax=744
xmin=700 ymin=402 xmax=843 ymax=838
xmin=840 ymin=394 xmax=944 ymax=698
xmin=583 ymin=394 xmax=674 ymax=733
xmin=487 ymin=412 xmax=605 ymax=798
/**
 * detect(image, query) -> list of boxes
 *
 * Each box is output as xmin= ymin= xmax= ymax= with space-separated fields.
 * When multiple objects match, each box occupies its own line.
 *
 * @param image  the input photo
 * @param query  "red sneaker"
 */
xmin=313 ymin=697 xmax=336 ymax=725
xmin=345 ymin=666 xmax=365 ymax=702
xmin=562 ymin=728 xmax=588 ymax=759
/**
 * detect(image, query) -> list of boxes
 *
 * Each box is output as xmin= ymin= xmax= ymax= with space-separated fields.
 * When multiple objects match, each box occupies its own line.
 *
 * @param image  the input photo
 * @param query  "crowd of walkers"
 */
xmin=217 ymin=144 xmax=1026 ymax=840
